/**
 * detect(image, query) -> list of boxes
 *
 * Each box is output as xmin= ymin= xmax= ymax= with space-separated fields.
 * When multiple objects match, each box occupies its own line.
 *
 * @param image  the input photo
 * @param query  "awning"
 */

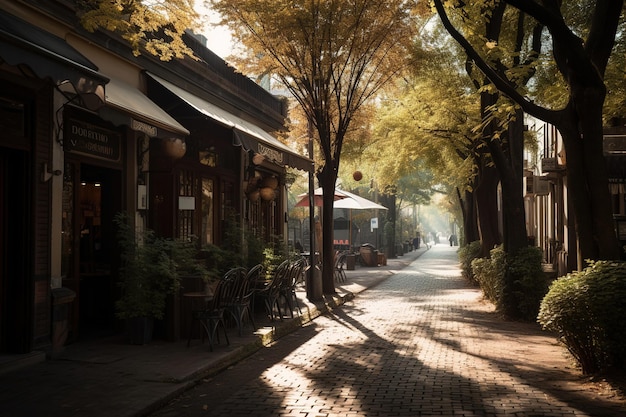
xmin=146 ymin=72 xmax=312 ymax=171
xmin=295 ymin=187 xmax=387 ymax=210
xmin=99 ymin=77 xmax=189 ymax=139
xmin=0 ymin=10 xmax=107 ymax=110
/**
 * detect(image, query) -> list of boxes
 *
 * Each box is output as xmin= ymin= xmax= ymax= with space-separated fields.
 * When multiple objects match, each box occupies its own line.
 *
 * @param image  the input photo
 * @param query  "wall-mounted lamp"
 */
xmin=259 ymin=186 xmax=276 ymax=201
xmin=41 ymin=163 xmax=62 ymax=182
xmin=162 ymin=137 xmax=187 ymax=159
xmin=252 ymin=152 xmax=265 ymax=165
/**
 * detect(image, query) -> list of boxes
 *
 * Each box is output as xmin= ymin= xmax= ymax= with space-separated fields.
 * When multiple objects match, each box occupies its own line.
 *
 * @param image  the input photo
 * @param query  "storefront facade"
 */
xmin=0 ymin=1 xmax=309 ymax=360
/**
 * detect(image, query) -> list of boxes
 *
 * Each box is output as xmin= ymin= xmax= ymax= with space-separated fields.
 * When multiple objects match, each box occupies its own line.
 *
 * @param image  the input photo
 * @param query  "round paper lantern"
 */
xmin=260 ymin=187 xmax=276 ymax=201
xmin=248 ymin=189 xmax=260 ymax=202
xmin=163 ymin=138 xmax=187 ymax=159
xmin=353 ymin=170 xmax=363 ymax=181
xmin=252 ymin=153 xmax=265 ymax=165
xmin=262 ymin=175 xmax=279 ymax=189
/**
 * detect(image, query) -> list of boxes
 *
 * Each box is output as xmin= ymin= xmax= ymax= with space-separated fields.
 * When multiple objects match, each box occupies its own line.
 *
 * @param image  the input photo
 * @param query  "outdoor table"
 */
xmin=183 ymin=292 xmax=213 ymax=342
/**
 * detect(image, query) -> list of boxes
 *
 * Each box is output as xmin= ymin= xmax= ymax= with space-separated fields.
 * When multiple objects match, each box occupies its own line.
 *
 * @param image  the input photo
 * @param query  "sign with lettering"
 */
xmin=131 ymin=118 xmax=158 ymax=137
xmin=258 ymin=143 xmax=283 ymax=164
xmin=65 ymin=118 xmax=121 ymax=161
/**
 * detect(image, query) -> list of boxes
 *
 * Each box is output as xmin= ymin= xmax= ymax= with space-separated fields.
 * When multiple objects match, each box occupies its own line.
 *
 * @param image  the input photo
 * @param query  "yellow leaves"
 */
xmin=485 ymin=40 xmax=497 ymax=49
xmin=79 ymin=0 xmax=200 ymax=61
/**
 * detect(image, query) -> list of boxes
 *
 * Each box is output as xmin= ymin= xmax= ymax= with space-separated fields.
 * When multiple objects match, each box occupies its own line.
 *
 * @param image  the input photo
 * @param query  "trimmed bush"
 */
xmin=471 ymin=249 xmax=504 ymax=303
xmin=458 ymin=241 xmax=481 ymax=283
xmin=472 ymin=245 xmax=546 ymax=321
xmin=506 ymin=245 xmax=547 ymax=320
xmin=538 ymin=261 xmax=626 ymax=374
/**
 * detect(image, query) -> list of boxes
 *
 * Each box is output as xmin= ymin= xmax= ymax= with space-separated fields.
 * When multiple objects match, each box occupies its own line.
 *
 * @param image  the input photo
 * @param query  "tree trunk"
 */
xmin=559 ymin=100 xmax=621 ymax=262
xmin=475 ymin=159 xmax=501 ymax=258
xmin=457 ymin=187 xmax=480 ymax=245
xmin=318 ymin=164 xmax=338 ymax=295
xmin=496 ymin=110 xmax=528 ymax=255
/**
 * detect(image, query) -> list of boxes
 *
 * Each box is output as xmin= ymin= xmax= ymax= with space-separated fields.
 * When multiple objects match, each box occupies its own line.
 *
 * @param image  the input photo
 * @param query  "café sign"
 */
xmin=65 ymin=118 xmax=121 ymax=161
xmin=258 ymin=143 xmax=283 ymax=164
xmin=131 ymin=118 xmax=158 ymax=137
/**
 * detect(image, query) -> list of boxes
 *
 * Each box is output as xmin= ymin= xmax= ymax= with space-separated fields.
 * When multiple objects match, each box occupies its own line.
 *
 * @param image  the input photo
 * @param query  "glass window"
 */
xmin=0 ymin=97 xmax=25 ymax=137
xmin=178 ymin=170 xmax=194 ymax=240
xmin=201 ymin=178 xmax=214 ymax=245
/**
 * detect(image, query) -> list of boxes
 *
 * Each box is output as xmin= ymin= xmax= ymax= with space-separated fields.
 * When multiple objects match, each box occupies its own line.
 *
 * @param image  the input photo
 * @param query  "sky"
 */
xmin=195 ymin=2 xmax=233 ymax=59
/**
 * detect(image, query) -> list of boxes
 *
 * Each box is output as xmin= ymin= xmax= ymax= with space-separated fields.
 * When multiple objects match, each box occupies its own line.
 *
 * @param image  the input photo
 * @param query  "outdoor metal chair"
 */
xmin=187 ymin=276 xmax=230 ymax=351
xmin=254 ymin=260 xmax=290 ymax=321
xmin=222 ymin=267 xmax=254 ymax=336
xmin=279 ymin=258 xmax=306 ymax=318
xmin=334 ymin=251 xmax=347 ymax=283
xmin=226 ymin=264 xmax=263 ymax=336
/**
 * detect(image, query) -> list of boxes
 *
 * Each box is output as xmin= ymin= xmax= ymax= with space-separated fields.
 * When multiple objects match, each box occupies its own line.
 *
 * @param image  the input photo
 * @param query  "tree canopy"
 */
xmin=211 ymin=0 xmax=420 ymax=293
xmin=78 ymin=0 xmax=199 ymax=60
xmin=434 ymin=0 xmax=624 ymax=262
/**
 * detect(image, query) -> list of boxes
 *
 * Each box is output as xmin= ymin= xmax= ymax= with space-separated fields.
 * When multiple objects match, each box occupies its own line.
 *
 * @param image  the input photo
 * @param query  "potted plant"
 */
xmin=114 ymin=212 xmax=182 ymax=344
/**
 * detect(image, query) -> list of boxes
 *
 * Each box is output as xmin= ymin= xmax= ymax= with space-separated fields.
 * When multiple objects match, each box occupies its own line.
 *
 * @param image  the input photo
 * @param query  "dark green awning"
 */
xmin=0 ymin=10 xmax=108 ymax=109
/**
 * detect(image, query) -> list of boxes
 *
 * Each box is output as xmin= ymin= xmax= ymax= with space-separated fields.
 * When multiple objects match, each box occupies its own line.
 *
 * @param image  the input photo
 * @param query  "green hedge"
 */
xmin=472 ymin=245 xmax=546 ymax=321
xmin=538 ymin=260 xmax=626 ymax=374
xmin=458 ymin=241 xmax=481 ymax=283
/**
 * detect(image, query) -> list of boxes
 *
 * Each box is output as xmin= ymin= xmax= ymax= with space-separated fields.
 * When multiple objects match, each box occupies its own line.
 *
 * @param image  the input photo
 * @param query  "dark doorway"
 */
xmin=0 ymin=147 xmax=31 ymax=353
xmin=65 ymin=162 xmax=121 ymax=340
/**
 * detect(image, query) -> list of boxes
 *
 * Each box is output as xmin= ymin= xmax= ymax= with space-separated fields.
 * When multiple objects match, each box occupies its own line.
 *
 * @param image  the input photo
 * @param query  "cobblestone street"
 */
xmin=151 ymin=245 xmax=625 ymax=417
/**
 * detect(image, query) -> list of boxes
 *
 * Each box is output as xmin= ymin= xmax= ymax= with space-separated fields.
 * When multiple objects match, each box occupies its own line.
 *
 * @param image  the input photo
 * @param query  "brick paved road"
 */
xmin=151 ymin=245 xmax=625 ymax=417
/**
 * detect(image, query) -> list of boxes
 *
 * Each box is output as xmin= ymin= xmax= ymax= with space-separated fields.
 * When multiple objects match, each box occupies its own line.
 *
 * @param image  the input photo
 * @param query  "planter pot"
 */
xmin=126 ymin=317 xmax=154 ymax=345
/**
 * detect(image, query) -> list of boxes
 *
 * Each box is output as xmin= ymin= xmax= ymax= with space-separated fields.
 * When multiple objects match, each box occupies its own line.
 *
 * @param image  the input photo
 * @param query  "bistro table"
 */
xmin=183 ymin=291 xmax=213 ymax=345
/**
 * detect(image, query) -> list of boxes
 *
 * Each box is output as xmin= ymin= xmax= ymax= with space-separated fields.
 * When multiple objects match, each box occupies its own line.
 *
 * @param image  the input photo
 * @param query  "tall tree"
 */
xmin=367 ymin=27 xmax=484 ymax=248
xmin=211 ymin=0 xmax=418 ymax=293
xmin=462 ymin=3 xmax=543 ymax=257
xmin=434 ymin=0 xmax=623 ymax=263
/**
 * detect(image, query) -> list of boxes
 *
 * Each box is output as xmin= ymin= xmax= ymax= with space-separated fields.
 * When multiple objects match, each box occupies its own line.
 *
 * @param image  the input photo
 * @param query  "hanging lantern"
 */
xmin=248 ymin=189 xmax=260 ymax=202
xmin=246 ymin=175 xmax=261 ymax=193
xmin=252 ymin=153 xmax=265 ymax=165
xmin=262 ymin=175 xmax=279 ymax=189
xmin=260 ymin=187 xmax=276 ymax=201
xmin=162 ymin=138 xmax=186 ymax=159
xmin=353 ymin=170 xmax=363 ymax=181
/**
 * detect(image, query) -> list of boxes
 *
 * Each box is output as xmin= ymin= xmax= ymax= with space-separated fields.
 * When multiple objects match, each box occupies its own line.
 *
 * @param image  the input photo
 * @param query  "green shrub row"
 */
xmin=471 ymin=245 xmax=547 ymax=321
xmin=538 ymin=260 xmax=626 ymax=374
xmin=458 ymin=240 xmax=481 ymax=283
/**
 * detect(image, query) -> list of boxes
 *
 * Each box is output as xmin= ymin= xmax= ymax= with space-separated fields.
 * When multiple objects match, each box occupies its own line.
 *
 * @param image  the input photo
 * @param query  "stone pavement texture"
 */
xmin=0 ymin=246 xmax=420 ymax=417
xmin=148 ymin=245 xmax=626 ymax=417
xmin=1 ymin=245 xmax=625 ymax=417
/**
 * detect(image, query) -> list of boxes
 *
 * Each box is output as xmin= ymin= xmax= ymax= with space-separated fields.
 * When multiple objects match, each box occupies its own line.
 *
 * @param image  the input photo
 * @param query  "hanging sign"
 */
xmin=65 ymin=118 xmax=121 ymax=161
xmin=371 ymin=217 xmax=378 ymax=232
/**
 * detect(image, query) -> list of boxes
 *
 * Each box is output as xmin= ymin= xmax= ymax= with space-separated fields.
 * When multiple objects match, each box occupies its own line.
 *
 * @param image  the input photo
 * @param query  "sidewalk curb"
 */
xmin=165 ymin=247 xmax=428 ymax=387
xmin=140 ymin=285 xmax=359 ymax=416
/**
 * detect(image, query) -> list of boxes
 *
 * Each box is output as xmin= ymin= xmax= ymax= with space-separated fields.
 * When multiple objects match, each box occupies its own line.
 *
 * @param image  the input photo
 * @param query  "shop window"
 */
xmin=178 ymin=169 xmax=194 ymax=240
xmin=221 ymin=180 xmax=234 ymax=221
xmin=201 ymin=177 xmax=214 ymax=245
xmin=199 ymin=148 xmax=218 ymax=167
xmin=61 ymin=162 xmax=75 ymax=278
xmin=0 ymin=97 xmax=25 ymax=138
